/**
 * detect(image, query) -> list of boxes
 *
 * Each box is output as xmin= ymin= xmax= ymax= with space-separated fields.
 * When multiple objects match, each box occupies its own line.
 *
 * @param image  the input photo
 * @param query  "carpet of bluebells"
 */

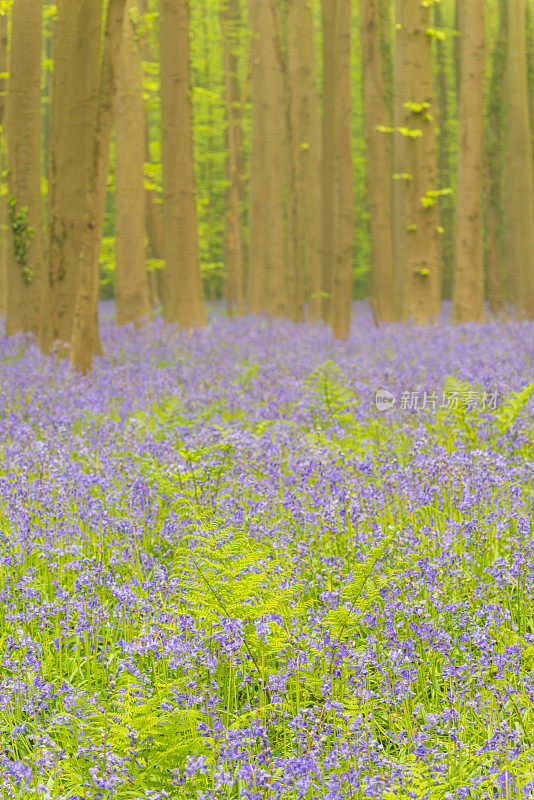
xmin=2 ymin=303 xmax=534 ymax=800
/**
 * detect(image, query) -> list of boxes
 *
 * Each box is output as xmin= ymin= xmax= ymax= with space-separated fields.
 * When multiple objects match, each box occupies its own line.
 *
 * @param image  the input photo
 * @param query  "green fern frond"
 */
xmin=495 ymin=379 xmax=534 ymax=434
xmin=304 ymin=361 xmax=359 ymax=428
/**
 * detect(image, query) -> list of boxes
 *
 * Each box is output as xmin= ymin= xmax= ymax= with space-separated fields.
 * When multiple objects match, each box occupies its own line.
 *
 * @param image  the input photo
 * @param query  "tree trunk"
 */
xmin=159 ymin=0 xmax=206 ymax=328
xmin=48 ymin=0 xmax=101 ymax=349
xmin=115 ymin=5 xmax=151 ymax=326
xmin=247 ymin=0 xmax=267 ymax=313
xmin=247 ymin=0 xmax=286 ymax=317
xmin=0 ymin=12 xmax=8 ymax=318
xmin=452 ymin=0 xmax=485 ymax=323
xmin=220 ymin=0 xmax=244 ymax=316
xmin=378 ymin=0 xmax=393 ymax=121
xmin=434 ymin=0 xmax=454 ymax=300
xmin=5 ymin=0 xmax=44 ymax=339
xmin=331 ymin=0 xmax=354 ymax=339
xmin=527 ymin=0 xmax=534 ymax=158
xmin=287 ymin=0 xmax=322 ymax=322
xmin=485 ymin=0 xmax=506 ymax=315
xmin=70 ymin=0 xmax=127 ymax=372
xmin=503 ymin=0 xmax=534 ymax=317
xmin=453 ymin=0 xmax=460 ymax=102
xmin=392 ymin=0 xmax=406 ymax=317
xmin=285 ymin=0 xmax=301 ymax=322
xmin=285 ymin=10 xmax=303 ymax=324
xmin=321 ymin=0 xmax=337 ymax=324
xmin=263 ymin=0 xmax=287 ymax=318
xmin=399 ymin=0 xmax=440 ymax=324
xmin=42 ymin=21 xmax=53 ymax=184
xmin=137 ymin=0 xmax=164 ymax=309
xmin=360 ymin=0 xmax=395 ymax=321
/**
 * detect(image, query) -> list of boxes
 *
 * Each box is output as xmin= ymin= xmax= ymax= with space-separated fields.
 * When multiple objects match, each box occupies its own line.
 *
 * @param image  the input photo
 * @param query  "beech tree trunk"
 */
xmin=392 ymin=0 xmax=406 ymax=317
xmin=527 ymin=0 xmax=534 ymax=155
xmin=247 ymin=0 xmax=286 ymax=317
xmin=434 ymin=0 xmax=454 ymax=300
xmin=42 ymin=24 xmax=53 ymax=184
xmin=321 ymin=0 xmax=337 ymax=324
xmin=159 ymin=0 xmax=206 ymax=328
xmin=48 ymin=0 xmax=101 ymax=349
xmin=0 ymin=12 xmax=7 ymax=318
xmin=262 ymin=0 xmax=287 ymax=318
xmin=452 ymin=0 xmax=485 ymax=323
xmin=247 ymin=0 xmax=267 ymax=313
xmin=70 ymin=0 xmax=127 ymax=372
xmin=360 ymin=0 xmax=395 ymax=322
xmin=486 ymin=0 xmax=506 ymax=315
xmin=286 ymin=5 xmax=303 ymax=323
xmin=287 ymin=0 xmax=322 ymax=322
xmin=503 ymin=0 xmax=534 ymax=317
xmin=137 ymin=0 xmax=164 ymax=309
xmin=200 ymin=0 xmax=216 ymax=278
xmin=115 ymin=5 xmax=151 ymax=326
xmin=399 ymin=0 xmax=440 ymax=324
xmin=454 ymin=0 xmax=460 ymax=99
xmin=331 ymin=0 xmax=354 ymax=339
xmin=221 ymin=0 xmax=244 ymax=316
xmin=378 ymin=0 xmax=393 ymax=120
xmin=5 ymin=0 xmax=44 ymax=339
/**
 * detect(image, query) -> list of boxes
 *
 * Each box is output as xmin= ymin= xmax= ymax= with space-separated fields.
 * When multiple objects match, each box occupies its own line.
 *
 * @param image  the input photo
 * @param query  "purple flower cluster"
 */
xmin=1 ymin=303 xmax=534 ymax=798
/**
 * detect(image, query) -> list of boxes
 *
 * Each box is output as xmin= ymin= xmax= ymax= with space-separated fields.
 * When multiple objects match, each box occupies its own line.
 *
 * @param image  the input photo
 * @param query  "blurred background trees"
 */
xmin=0 ymin=0 xmax=530 ymax=369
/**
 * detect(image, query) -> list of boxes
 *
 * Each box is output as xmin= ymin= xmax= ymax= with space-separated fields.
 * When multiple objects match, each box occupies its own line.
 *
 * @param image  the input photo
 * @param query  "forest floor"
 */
xmin=1 ymin=305 xmax=534 ymax=799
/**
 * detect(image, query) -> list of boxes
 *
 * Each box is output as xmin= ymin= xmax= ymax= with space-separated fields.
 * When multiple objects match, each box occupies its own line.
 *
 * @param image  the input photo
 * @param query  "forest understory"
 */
xmin=1 ymin=303 xmax=534 ymax=799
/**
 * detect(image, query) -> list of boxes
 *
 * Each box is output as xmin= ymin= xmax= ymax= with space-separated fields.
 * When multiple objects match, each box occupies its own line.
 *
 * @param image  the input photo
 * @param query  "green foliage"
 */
xmin=5 ymin=353 xmax=534 ymax=796
xmin=396 ymin=126 xmax=423 ymax=140
xmin=143 ymin=160 xmax=161 ymax=194
xmin=99 ymin=235 xmax=116 ymax=298
xmin=146 ymin=256 xmax=165 ymax=273
xmin=322 ymin=536 xmax=392 ymax=645
xmin=128 ymin=6 xmax=150 ymax=41
xmin=433 ymin=376 xmax=485 ymax=447
xmin=170 ymin=521 xmax=283 ymax=627
xmin=190 ymin=0 xmax=229 ymax=293
xmin=42 ymin=3 xmax=57 ymax=20
xmin=302 ymin=361 xmax=396 ymax=458
xmin=420 ymin=187 xmax=453 ymax=208
xmin=494 ymin=378 xmax=534 ymax=435
xmin=403 ymin=101 xmax=431 ymax=114
xmin=350 ymin=0 xmax=372 ymax=296
xmin=200 ymin=260 xmax=225 ymax=297
xmin=425 ymin=26 xmax=447 ymax=40
xmin=429 ymin=376 xmax=534 ymax=450
xmin=7 ymin=195 xmax=35 ymax=282
xmin=304 ymin=360 xmax=359 ymax=429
